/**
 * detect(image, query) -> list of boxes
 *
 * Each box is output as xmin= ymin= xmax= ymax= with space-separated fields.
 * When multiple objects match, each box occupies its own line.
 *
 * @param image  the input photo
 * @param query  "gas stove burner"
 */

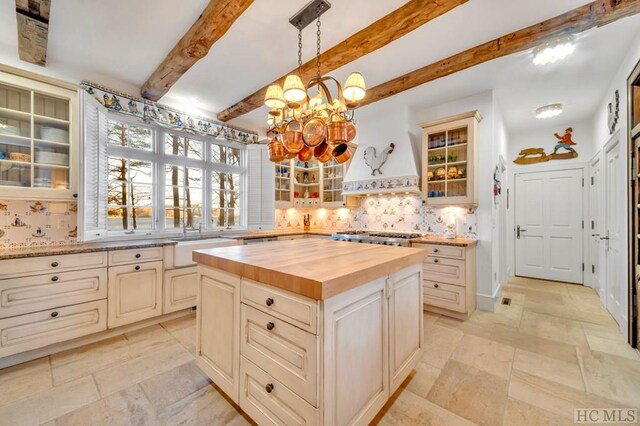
xmin=331 ymin=230 xmax=422 ymax=247
xmin=368 ymin=232 xmax=422 ymax=239
xmin=336 ymin=230 xmax=367 ymax=235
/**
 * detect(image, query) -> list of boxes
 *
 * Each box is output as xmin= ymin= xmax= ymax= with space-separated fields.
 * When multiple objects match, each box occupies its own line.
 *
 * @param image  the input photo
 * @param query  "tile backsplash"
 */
xmin=276 ymin=194 xmax=477 ymax=237
xmin=0 ymin=199 xmax=78 ymax=249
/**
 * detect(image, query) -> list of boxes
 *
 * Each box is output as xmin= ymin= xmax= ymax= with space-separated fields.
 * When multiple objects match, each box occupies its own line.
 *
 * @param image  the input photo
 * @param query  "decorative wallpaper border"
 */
xmin=342 ymin=175 xmax=421 ymax=194
xmin=81 ymin=81 xmax=259 ymax=144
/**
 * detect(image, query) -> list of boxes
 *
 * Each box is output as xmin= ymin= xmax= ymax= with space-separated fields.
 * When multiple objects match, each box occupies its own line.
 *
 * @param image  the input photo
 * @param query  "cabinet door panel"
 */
xmin=163 ymin=267 xmax=197 ymax=314
xmin=0 ymin=268 xmax=107 ymax=318
xmin=107 ymin=261 xmax=163 ymax=328
xmin=388 ymin=265 xmax=423 ymax=393
xmin=323 ymin=278 xmax=388 ymax=426
xmin=196 ymin=268 xmax=240 ymax=403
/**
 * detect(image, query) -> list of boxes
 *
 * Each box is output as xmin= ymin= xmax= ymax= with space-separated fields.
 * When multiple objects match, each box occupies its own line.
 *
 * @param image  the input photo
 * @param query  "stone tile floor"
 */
xmin=1 ymin=276 xmax=639 ymax=425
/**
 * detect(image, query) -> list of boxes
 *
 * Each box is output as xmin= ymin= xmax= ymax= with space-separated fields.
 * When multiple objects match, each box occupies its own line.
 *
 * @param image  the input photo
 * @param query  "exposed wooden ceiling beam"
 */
xmin=15 ymin=0 xmax=51 ymax=66
xmin=141 ymin=0 xmax=254 ymax=101
xmin=217 ymin=0 xmax=469 ymax=122
xmin=360 ymin=0 xmax=640 ymax=107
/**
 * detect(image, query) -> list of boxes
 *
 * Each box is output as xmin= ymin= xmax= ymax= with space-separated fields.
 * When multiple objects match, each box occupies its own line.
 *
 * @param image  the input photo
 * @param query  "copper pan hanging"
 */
xmin=302 ymin=117 xmax=326 ymax=148
xmin=268 ymin=137 xmax=286 ymax=162
xmin=332 ymin=143 xmax=351 ymax=164
xmin=282 ymin=120 xmax=303 ymax=153
xmin=298 ymin=145 xmax=313 ymax=162
xmin=314 ymin=141 xmax=333 ymax=163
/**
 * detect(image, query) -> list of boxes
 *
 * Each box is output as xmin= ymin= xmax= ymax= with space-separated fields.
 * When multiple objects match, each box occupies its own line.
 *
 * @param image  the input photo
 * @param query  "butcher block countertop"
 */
xmin=193 ymin=239 xmax=426 ymax=300
xmin=410 ymin=236 xmax=478 ymax=247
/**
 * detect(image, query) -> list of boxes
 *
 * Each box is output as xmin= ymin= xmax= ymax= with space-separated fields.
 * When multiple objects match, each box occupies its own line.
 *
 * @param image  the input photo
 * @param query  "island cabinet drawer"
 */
xmin=413 ymin=243 xmax=465 ymax=259
xmin=241 ymin=305 xmax=318 ymax=407
xmin=423 ymin=281 xmax=465 ymax=313
xmin=0 ymin=252 xmax=108 ymax=279
xmin=423 ymin=257 xmax=465 ymax=286
xmin=240 ymin=357 xmax=318 ymax=426
xmin=108 ymin=247 xmax=164 ymax=266
xmin=0 ymin=268 xmax=107 ymax=319
xmin=241 ymin=279 xmax=318 ymax=334
xmin=0 ymin=300 xmax=107 ymax=357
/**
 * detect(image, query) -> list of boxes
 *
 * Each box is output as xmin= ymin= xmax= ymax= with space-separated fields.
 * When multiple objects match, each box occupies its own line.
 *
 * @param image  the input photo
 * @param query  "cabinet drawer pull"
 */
xmin=265 ymin=383 xmax=274 ymax=393
xmin=433 ymin=258 xmax=439 ymax=263
xmin=135 ymin=265 xmax=141 ymax=271
xmin=434 ymin=248 xmax=439 ymax=253
xmin=50 ymin=311 xmax=58 ymax=318
xmin=266 ymin=322 xmax=275 ymax=331
xmin=51 ymin=262 xmax=59 ymax=268
xmin=51 ymin=276 xmax=59 ymax=282
xmin=135 ymin=253 xmax=141 ymax=259
xmin=265 ymin=297 xmax=274 ymax=307
xmin=434 ymin=283 xmax=439 ymax=288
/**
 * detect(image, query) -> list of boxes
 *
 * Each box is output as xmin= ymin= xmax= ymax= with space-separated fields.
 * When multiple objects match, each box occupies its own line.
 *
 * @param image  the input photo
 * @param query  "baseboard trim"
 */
xmin=476 ymin=284 xmax=502 ymax=312
xmin=0 ymin=309 xmax=194 ymax=369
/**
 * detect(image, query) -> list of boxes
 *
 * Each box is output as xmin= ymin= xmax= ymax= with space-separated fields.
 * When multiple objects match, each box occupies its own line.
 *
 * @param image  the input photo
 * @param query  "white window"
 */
xmin=82 ymin=101 xmax=248 ymax=238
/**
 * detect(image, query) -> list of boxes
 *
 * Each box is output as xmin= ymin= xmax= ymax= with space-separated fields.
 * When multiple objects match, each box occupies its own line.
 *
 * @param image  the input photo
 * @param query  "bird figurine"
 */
xmin=364 ymin=143 xmax=395 ymax=176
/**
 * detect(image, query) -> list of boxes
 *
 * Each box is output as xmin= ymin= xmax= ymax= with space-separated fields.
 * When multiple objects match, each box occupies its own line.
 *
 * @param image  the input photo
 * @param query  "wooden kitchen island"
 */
xmin=192 ymin=239 xmax=426 ymax=426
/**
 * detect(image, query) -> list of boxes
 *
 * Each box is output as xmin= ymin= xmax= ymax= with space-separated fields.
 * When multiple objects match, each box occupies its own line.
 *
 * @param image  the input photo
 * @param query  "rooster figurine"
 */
xmin=364 ymin=143 xmax=395 ymax=176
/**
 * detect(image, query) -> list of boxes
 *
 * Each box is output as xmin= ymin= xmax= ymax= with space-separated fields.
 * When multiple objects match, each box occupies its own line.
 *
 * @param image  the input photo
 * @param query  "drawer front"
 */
xmin=413 ymin=243 xmax=465 ymax=259
xmin=242 ymin=279 xmax=318 ymax=334
xmin=240 ymin=357 xmax=317 ymax=426
xmin=0 ymin=300 xmax=107 ymax=357
xmin=108 ymin=247 xmax=164 ymax=266
xmin=423 ymin=257 xmax=465 ymax=286
xmin=163 ymin=267 xmax=198 ymax=314
xmin=241 ymin=305 xmax=318 ymax=406
xmin=0 ymin=252 xmax=108 ymax=279
xmin=423 ymin=280 xmax=465 ymax=313
xmin=108 ymin=261 xmax=163 ymax=328
xmin=0 ymin=268 xmax=107 ymax=319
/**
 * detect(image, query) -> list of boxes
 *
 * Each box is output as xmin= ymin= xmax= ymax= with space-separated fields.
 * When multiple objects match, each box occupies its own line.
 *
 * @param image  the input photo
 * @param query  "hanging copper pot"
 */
xmin=302 ymin=117 xmax=326 ymax=148
xmin=327 ymin=114 xmax=348 ymax=144
xmin=314 ymin=141 xmax=332 ymax=163
xmin=268 ymin=137 xmax=286 ymax=162
xmin=298 ymin=145 xmax=313 ymax=161
xmin=285 ymin=149 xmax=298 ymax=159
xmin=333 ymin=143 xmax=351 ymax=164
xmin=282 ymin=120 xmax=303 ymax=153
xmin=345 ymin=122 xmax=357 ymax=142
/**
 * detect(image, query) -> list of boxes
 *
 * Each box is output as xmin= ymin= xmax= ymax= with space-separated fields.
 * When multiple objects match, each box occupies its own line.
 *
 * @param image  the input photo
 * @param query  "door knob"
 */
xmin=600 ymin=236 xmax=609 ymax=240
xmin=516 ymin=225 xmax=527 ymax=239
xmin=592 ymin=234 xmax=600 ymax=237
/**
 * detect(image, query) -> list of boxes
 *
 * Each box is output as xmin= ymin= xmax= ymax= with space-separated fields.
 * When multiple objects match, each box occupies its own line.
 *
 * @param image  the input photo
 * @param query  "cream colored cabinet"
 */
xmin=107 ymin=261 xmax=163 ymax=328
xmin=0 ymin=300 xmax=107 ymax=357
xmin=421 ymin=111 xmax=481 ymax=206
xmin=388 ymin=265 xmax=423 ymax=393
xmin=196 ymin=267 xmax=241 ymax=403
xmin=0 ymin=251 xmax=108 ymax=279
xmin=163 ymin=267 xmax=198 ymax=314
xmin=412 ymin=242 xmax=477 ymax=319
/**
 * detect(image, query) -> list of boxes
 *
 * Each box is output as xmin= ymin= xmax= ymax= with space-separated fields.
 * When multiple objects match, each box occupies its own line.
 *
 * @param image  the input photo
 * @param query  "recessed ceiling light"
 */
xmin=536 ymin=103 xmax=563 ymax=119
xmin=533 ymin=36 xmax=575 ymax=66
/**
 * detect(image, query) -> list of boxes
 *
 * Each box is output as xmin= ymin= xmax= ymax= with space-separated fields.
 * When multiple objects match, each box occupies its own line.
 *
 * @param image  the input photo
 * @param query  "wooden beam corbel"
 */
xmin=15 ymin=0 xmax=51 ymax=66
xmin=217 ymin=0 xmax=469 ymax=122
xmin=140 ymin=0 xmax=254 ymax=101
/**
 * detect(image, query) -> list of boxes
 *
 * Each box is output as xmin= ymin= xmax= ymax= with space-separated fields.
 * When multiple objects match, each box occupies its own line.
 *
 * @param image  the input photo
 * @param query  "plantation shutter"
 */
xmin=79 ymin=92 xmax=108 ymax=241
xmin=246 ymin=144 xmax=275 ymax=230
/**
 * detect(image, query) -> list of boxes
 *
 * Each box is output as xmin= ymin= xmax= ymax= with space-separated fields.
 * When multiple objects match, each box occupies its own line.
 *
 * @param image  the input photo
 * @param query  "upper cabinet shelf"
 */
xmin=0 ymin=70 xmax=78 ymax=199
xmin=420 ymin=111 xmax=481 ymax=207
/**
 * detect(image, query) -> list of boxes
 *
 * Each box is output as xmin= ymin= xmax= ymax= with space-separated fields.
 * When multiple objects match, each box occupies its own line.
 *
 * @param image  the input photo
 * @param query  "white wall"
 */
xmin=493 ymin=101 xmax=509 ymax=290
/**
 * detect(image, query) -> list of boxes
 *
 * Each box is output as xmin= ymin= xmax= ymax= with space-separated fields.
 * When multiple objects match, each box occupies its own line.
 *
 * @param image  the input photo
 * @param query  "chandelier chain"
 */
xmin=297 ymin=29 xmax=302 ymax=73
xmin=316 ymin=16 xmax=321 ymax=83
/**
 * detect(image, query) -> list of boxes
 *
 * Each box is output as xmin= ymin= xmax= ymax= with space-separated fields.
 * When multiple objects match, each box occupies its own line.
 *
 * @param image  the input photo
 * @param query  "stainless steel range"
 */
xmin=331 ymin=231 xmax=422 ymax=247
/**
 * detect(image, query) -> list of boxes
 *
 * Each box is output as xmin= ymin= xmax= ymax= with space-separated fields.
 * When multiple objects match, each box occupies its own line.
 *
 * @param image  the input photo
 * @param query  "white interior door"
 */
xmin=590 ymin=153 xmax=605 ymax=301
xmin=515 ymin=169 xmax=583 ymax=283
xmin=604 ymin=134 xmax=627 ymax=335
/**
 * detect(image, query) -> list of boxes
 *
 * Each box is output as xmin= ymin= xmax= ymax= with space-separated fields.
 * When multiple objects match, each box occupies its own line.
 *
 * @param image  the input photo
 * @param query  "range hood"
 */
xmin=342 ymin=132 xmax=421 ymax=195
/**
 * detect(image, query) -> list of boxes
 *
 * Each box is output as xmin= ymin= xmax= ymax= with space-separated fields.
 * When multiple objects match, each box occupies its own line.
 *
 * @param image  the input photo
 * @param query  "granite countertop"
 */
xmin=193 ymin=239 xmax=426 ymax=300
xmin=409 ymin=236 xmax=478 ymax=247
xmin=0 ymin=240 xmax=177 ymax=260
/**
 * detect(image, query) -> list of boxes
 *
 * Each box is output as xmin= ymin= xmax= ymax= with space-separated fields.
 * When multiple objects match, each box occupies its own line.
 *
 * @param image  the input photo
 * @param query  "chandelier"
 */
xmin=264 ymin=0 xmax=366 ymax=164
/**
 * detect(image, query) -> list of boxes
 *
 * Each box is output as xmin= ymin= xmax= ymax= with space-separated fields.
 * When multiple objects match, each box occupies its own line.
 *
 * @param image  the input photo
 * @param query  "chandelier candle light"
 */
xmin=265 ymin=0 xmax=366 ymax=164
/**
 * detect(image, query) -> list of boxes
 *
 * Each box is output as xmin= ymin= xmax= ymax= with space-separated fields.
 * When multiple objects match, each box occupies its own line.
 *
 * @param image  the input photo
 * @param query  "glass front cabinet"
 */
xmin=0 ymin=70 xmax=78 ymax=199
xmin=275 ymin=157 xmax=350 ymax=208
xmin=421 ymin=111 xmax=481 ymax=206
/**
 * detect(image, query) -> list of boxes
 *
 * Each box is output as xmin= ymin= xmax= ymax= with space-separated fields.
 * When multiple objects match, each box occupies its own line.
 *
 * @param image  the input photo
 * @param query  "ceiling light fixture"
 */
xmin=536 ymin=103 xmax=563 ymax=119
xmin=533 ymin=35 xmax=575 ymax=66
xmin=264 ymin=0 xmax=365 ymax=164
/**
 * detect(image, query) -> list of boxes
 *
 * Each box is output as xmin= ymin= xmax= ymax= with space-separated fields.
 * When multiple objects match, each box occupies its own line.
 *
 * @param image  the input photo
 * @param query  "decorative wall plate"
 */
xmin=608 ymin=89 xmax=620 ymax=134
